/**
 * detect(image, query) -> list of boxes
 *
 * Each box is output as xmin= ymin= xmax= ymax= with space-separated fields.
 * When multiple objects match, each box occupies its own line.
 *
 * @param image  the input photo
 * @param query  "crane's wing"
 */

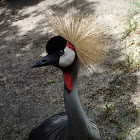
xmin=28 ymin=112 xmax=69 ymax=140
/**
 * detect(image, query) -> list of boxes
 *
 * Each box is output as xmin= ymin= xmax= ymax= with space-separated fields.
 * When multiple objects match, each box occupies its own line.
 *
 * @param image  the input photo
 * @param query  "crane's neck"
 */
xmin=63 ymin=62 xmax=90 ymax=134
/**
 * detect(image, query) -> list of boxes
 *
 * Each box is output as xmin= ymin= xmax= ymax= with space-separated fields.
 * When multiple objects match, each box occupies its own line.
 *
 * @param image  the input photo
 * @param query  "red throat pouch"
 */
xmin=63 ymin=72 xmax=72 ymax=91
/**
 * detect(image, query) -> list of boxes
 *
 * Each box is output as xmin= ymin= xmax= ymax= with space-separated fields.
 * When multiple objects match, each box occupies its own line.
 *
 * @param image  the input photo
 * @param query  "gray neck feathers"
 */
xmin=64 ymin=67 xmax=90 ymax=134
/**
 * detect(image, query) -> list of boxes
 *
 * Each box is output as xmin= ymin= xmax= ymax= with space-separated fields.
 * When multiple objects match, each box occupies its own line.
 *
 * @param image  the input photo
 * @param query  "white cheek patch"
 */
xmin=59 ymin=46 xmax=75 ymax=67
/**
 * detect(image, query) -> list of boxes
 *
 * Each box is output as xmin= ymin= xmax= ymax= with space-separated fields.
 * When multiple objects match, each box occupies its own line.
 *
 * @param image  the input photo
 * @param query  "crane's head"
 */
xmin=32 ymin=36 xmax=76 ymax=72
xmin=32 ymin=36 xmax=77 ymax=91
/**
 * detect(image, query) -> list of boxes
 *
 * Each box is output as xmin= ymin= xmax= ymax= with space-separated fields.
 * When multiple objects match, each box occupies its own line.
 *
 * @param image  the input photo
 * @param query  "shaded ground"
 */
xmin=0 ymin=0 xmax=140 ymax=140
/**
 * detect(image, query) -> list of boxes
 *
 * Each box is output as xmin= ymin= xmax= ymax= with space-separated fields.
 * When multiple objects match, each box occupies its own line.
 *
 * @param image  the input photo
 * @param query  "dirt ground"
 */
xmin=0 ymin=0 xmax=140 ymax=140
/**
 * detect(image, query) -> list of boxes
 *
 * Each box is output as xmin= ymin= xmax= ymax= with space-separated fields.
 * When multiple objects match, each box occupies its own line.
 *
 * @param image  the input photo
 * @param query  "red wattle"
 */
xmin=63 ymin=72 xmax=73 ymax=91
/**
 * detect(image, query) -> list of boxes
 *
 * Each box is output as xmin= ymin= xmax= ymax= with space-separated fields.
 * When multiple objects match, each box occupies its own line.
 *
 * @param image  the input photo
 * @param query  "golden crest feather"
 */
xmin=44 ymin=6 xmax=107 ymax=72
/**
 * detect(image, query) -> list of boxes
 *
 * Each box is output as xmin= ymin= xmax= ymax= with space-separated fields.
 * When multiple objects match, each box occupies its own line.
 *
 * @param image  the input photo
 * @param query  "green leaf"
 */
xmin=15 ymin=91 xmax=20 ymax=95
xmin=46 ymin=79 xmax=55 ymax=83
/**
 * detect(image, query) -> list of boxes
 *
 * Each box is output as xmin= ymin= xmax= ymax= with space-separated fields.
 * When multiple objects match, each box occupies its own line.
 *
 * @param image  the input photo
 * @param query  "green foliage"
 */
xmin=104 ymin=103 xmax=114 ymax=114
xmin=15 ymin=91 xmax=20 ymax=95
xmin=123 ymin=15 xmax=138 ymax=38
xmin=125 ymin=55 xmax=140 ymax=69
xmin=46 ymin=79 xmax=55 ymax=83
xmin=111 ymin=76 xmax=124 ymax=97
xmin=133 ymin=0 xmax=140 ymax=7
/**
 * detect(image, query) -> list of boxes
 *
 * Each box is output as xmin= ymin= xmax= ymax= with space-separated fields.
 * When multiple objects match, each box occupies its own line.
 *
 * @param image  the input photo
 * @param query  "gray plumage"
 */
xmin=28 ymin=113 xmax=100 ymax=140
xmin=28 ymin=112 xmax=68 ymax=140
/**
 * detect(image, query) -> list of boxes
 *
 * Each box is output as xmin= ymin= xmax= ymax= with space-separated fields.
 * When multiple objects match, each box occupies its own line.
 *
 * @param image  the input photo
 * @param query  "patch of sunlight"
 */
xmin=130 ymin=92 xmax=140 ymax=106
xmin=39 ymin=52 xmax=47 ymax=57
xmin=11 ymin=9 xmax=44 ymax=36
xmin=0 ymin=30 xmax=7 ymax=36
xmin=126 ymin=126 xmax=140 ymax=140
xmin=0 ymin=20 xmax=5 ymax=26
xmin=15 ymin=53 xmax=23 ymax=57
xmin=20 ymin=44 xmax=32 ymax=51
xmin=0 ymin=45 xmax=6 ymax=50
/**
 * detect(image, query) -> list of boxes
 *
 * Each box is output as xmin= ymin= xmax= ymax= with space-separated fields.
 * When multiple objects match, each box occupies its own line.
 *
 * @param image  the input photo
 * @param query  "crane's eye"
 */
xmin=59 ymin=50 xmax=64 ymax=56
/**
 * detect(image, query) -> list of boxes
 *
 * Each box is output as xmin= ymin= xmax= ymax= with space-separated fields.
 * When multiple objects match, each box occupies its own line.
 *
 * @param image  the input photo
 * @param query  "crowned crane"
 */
xmin=28 ymin=7 xmax=106 ymax=140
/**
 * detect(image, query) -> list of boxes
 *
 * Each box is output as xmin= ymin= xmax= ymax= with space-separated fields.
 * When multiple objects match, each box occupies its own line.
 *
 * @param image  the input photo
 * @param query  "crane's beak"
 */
xmin=31 ymin=54 xmax=59 ymax=68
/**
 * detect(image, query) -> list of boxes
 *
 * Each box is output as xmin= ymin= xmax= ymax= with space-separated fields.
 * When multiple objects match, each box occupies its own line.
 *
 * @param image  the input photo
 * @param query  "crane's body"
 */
xmin=28 ymin=6 xmax=106 ymax=140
